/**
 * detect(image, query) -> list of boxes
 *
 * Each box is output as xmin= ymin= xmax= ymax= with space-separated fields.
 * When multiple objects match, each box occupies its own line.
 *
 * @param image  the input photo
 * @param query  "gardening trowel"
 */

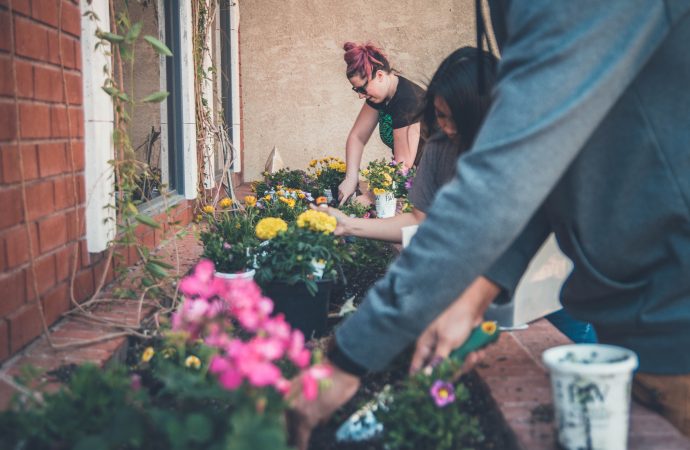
xmin=334 ymin=321 xmax=502 ymax=443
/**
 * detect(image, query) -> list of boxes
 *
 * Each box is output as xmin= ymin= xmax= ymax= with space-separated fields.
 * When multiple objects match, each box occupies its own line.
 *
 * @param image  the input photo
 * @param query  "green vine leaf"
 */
xmin=96 ymin=30 xmax=125 ymax=43
xmin=140 ymin=91 xmax=170 ymax=103
xmin=135 ymin=214 xmax=161 ymax=229
xmin=126 ymin=22 xmax=143 ymax=43
xmin=143 ymin=35 xmax=173 ymax=56
xmin=101 ymin=86 xmax=131 ymax=103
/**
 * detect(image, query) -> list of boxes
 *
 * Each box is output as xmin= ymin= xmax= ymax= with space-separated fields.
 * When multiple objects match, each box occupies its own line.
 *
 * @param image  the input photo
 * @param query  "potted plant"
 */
xmin=361 ymin=159 xmax=399 ymax=218
xmin=253 ymin=210 xmax=350 ymax=338
xmin=253 ymin=186 xmax=312 ymax=222
xmin=309 ymin=157 xmax=347 ymax=205
xmin=200 ymin=199 xmax=259 ymax=279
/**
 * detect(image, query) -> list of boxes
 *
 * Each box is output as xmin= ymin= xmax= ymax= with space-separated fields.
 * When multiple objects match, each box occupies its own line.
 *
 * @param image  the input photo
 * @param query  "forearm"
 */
xmin=344 ymin=135 xmax=366 ymax=181
xmin=342 ymin=212 xmax=420 ymax=243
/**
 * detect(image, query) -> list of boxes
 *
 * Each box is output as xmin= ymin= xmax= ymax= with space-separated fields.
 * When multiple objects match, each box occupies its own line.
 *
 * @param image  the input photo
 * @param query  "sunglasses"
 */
xmin=351 ymin=79 xmax=369 ymax=95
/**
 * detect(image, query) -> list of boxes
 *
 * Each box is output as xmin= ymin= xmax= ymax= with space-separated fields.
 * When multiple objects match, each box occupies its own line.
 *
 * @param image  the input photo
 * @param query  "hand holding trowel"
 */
xmin=335 ymin=321 xmax=501 ymax=443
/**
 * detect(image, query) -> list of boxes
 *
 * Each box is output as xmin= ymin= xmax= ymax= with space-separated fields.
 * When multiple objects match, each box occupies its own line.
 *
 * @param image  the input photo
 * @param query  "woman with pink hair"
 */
xmin=338 ymin=42 xmax=425 ymax=205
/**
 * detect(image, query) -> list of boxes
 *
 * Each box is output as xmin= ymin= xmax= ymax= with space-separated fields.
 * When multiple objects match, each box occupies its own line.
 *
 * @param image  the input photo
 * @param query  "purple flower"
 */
xmin=223 ymin=242 xmax=232 ymax=250
xmin=405 ymin=178 xmax=413 ymax=190
xmin=430 ymin=380 xmax=456 ymax=407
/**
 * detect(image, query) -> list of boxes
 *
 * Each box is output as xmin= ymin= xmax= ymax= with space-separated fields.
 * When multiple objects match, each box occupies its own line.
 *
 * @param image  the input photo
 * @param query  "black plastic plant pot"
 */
xmin=262 ymin=279 xmax=334 ymax=339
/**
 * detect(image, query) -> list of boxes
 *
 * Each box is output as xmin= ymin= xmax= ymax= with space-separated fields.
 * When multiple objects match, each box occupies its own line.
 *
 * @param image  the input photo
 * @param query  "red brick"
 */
xmin=31 ymin=0 xmax=58 ymax=28
xmin=0 ymin=235 xmax=6 ymax=271
xmin=0 ymin=269 xmax=25 ymax=318
xmin=75 ymin=171 xmax=85 ymax=202
xmin=60 ymin=0 xmax=80 ymax=37
xmin=5 ymin=0 xmax=32 ymax=16
xmin=0 ymin=10 xmax=10 ymax=53
xmin=0 ymin=187 xmax=23 ymax=228
xmin=15 ymin=59 xmax=34 ymax=98
xmin=38 ymin=213 xmax=67 ymax=252
xmin=54 ymin=242 xmax=77 ymax=282
xmin=0 ymin=143 xmax=39 ymax=183
xmin=19 ymin=102 xmax=51 ymax=139
xmin=8 ymin=302 xmax=44 ymax=353
xmin=74 ymin=267 xmax=94 ymax=302
xmin=92 ymin=255 xmax=114 ymax=287
xmin=37 ymin=142 xmax=66 ymax=176
xmin=65 ymin=71 xmax=82 ymax=105
xmin=64 ymin=206 xmax=84 ymax=240
xmin=14 ymin=15 xmax=48 ymax=61
xmin=50 ymin=105 xmax=83 ymax=138
xmin=41 ymin=281 xmax=68 ymax=325
xmin=3 ymin=224 xmax=38 ymax=268
xmin=0 ymin=56 xmax=13 ymax=97
xmin=0 ymin=101 xmax=18 ymax=141
xmin=25 ymin=252 xmax=56 ymax=299
xmin=25 ymin=179 xmax=54 ymax=220
xmin=0 ymin=319 xmax=8 ymax=363
xmin=34 ymin=65 xmax=63 ymax=102
xmin=46 ymin=30 xmax=76 ymax=68
xmin=66 ymin=140 xmax=84 ymax=171
xmin=53 ymin=175 xmax=77 ymax=210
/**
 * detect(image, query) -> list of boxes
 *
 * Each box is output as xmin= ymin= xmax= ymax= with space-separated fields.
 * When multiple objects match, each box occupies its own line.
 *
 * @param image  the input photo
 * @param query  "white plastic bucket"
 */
xmin=374 ymin=192 xmax=396 ymax=218
xmin=215 ymin=269 xmax=256 ymax=280
xmin=542 ymin=344 xmax=638 ymax=450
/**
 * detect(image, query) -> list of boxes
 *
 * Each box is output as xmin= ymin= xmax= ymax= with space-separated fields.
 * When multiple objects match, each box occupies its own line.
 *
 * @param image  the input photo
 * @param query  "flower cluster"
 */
xmin=172 ymin=260 xmax=331 ymax=398
xmin=253 ymin=185 xmax=312 ymax=221
xmin=309 ymin=156 xmax=347 ymax=195
xmin=253 ymin=168 xmax=316 ymax=198
xmin=296 ymin=209 xmax=337 ymax=234
xmin=361 ymin=158 xmax=397 ymax=194
xmin=200 ymin=207 xmax=259 ymax=273
xmin=255 ymin=217 xmax=288 ymax=240
xmin=361 ymin=159 xmax=416 ymax=198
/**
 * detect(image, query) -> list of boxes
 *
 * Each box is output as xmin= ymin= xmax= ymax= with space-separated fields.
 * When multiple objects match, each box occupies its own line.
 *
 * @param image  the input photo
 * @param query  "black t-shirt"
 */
xmin=366 ymin=76 xmax=425 ymax=150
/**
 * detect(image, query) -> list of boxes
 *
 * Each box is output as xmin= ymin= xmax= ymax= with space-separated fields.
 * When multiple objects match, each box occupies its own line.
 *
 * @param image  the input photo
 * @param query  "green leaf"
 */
xmin=148 ymin=259 xmax=174 ymax=270
xmin=126 ymin=22 xmax=143 ymax=42
xmin=144 ymin=35 xmax=173 ymax=56
xmin=140 ymin=91 xmax=170 ymax=103
xmin=145 ymin=262 xmax=168 ymax=279
xmin=185 ymin=414 xmax=212 ymax=443
xmin=135 ymin=214 xmax=161 ymax=229
xmin=96 ymin=31 xmax=125 ymax=43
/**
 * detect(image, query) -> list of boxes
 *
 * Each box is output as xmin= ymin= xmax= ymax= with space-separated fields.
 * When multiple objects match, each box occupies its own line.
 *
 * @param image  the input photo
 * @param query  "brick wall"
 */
xmin=0 ymin=1 xmax=194 ymax=364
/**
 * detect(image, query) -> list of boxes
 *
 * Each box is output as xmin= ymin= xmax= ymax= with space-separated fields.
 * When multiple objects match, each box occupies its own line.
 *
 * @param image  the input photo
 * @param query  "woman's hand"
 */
xmin=310 ymin=204 xmax=351 ymax=236
xmin=338 ymin=176 xmax=359 ymax=205
xmin=287 ymin=363 xmax=361 ymax=450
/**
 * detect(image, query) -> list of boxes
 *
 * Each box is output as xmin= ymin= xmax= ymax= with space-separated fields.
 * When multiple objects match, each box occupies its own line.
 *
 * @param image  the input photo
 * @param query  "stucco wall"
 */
xmin=238 ymin=0 xmax=478 ymax=181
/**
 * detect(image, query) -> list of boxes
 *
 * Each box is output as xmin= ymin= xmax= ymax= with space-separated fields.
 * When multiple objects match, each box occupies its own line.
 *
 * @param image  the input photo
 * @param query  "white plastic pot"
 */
xmin=374 ymin=192 xmax=396 ymax=218
xmin=542 ymin=344 xmax=639 ymax=450
xmin=215 ymin=269 xmax=256 ymax=280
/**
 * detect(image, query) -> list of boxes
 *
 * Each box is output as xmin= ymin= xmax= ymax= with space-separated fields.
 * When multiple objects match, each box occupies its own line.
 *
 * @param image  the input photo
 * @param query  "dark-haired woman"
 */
xmin=324 ymin=46 xmax=495 ymax=241
xmin=339 ymin=42 xmax=425 ymax=204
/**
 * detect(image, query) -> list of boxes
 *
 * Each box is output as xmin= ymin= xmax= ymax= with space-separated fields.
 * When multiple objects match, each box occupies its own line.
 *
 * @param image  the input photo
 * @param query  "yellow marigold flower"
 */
xmin=202 ymin=205 xmax=215 ymax=214
xmin=276 ymin=190 xmax=285 ymax=197
xmin=255 ymin=217 xmax=288 ymax=240
xmin=244 ymin=195 xmax=257 ymax=207
xmin=286 ymin=198 xmax=296 ymax=208
xmin=141 ymin=346 xmax=155 ymax=363
xmin=309 ymin=159 xmax=317 ymax=167
xmin=296 ymin=210 xmax=337 ymax=234
xmin=263 ymin=194 xmax=272 ymax=202
xmin=383 ymin=173 xmax=393 ymax=185
xmin=315 ymin=170 xmax=322 ymax=177
xmin=481 ymin=321 xmax=498 ymax=335
xmin=185 ymin=355 xmax=202 ymax=369
xmin=361 ymin=169 xmax=369 ymax=176
xmin=372 ymin=187 xmax=388 ymax=195
xmin=219 ymin=197 xmax=233 ymax=209
xmin=315 ymin=196 xmax=328 ymax=205
xmin=298 ymin=192 xmax=306 ymax=199
xmin=194 ymin=214 xmax=202 ymax=223
xmin=279 ymin=196 xmax=289 ymax=204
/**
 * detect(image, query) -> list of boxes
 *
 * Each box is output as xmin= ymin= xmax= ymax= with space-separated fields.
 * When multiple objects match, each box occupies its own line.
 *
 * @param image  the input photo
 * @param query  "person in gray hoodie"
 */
xmin=289 ymin=1 xmax=690 ymax=446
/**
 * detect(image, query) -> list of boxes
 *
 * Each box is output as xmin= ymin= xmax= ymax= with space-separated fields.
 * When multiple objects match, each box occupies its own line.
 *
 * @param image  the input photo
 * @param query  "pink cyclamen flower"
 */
xmin=430 ymin=380 xmax=456 ymax=407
